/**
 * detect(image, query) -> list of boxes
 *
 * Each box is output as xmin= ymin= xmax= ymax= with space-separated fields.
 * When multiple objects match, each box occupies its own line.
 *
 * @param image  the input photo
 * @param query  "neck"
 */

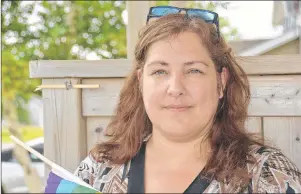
xmin=147 ymin=128 xmax=212 ymax=163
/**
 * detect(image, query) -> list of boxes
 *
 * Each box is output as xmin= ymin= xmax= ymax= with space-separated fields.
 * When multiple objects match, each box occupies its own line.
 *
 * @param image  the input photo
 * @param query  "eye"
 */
xmin=152 ymin=70 xmax=167 ymax=75
xmin=188 ymin=69 xmax=203 ymax=74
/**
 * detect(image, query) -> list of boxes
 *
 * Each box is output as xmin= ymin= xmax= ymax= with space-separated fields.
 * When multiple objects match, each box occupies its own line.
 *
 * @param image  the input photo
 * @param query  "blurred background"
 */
xmin=1 ymin=0 xmax=300 ymax=193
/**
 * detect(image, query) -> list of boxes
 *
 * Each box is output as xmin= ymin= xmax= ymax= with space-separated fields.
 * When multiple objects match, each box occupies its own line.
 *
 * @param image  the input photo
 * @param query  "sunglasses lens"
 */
xmin=151 ymin=7 xmax=179 ymax=16
xmin=187 ymin=10 xmax=216 ymax=23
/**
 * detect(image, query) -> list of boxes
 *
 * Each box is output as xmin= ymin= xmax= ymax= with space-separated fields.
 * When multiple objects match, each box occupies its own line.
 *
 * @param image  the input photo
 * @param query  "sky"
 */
xmin=216 ymin=1 xmax=283 ymax=40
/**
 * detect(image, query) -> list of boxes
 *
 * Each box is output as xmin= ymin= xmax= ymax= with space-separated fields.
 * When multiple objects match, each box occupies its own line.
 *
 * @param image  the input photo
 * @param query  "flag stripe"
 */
xmin=56 ymin=180 xmax=77 ymax=193
xmin=45 ymin=171 xmax=63 ymax=193
xmin=45 ymin=170 xmax=101 ymax=193
xmin=73 ymin=184 xmax=98 ymax=193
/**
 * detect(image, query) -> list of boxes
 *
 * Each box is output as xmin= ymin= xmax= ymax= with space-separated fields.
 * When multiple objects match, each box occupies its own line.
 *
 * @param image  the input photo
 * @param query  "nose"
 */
xmin=167 ymin=74 xmax=185 ymax=98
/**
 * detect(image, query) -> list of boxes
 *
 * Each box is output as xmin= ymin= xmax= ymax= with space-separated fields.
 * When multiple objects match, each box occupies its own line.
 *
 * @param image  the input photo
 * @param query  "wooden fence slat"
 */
xmin=82 ymin=78 xmax=124 ymax=116
xmin=236 ymin=55 xmax=301 ymax=75
xmin=42 ymin=78 xmax=87 ymax=173
xmin=263 ymin=117 xmax=301 ymax=170
xmin=29 ymin=60 xmax=132 ymax=78
xmin=29 ymin=56 xmax=301 ymax=78
xmin=245 ymin=117 xmax=262 ymax=135
xmin=248 ymin=75 xmax=301 ymax=116
xmin=86 ymin=117 xmax=112 ymax=152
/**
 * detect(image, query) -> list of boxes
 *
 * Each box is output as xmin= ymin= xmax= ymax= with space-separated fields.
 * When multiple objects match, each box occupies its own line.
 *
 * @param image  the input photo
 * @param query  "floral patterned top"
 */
xmin=74 ymin=144 xmax=301 ymax=193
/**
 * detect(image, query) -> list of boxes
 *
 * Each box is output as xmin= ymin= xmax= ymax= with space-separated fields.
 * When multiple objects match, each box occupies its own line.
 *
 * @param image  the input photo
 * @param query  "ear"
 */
xmin=219 ymin=67 xmax=229 ymax=99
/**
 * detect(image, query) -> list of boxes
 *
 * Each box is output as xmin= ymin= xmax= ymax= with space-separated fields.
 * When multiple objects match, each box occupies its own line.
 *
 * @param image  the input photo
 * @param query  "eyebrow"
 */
xmin=146 ymin=60 xmax=209 ymax=67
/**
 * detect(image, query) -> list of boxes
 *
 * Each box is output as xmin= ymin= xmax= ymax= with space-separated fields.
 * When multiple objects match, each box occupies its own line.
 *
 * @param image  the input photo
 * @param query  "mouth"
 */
xmin=164 ymin=105 xmax=193 ymax=112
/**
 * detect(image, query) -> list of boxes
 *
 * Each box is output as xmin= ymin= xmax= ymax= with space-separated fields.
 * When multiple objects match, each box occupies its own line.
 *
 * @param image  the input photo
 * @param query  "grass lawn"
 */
xmin=2 ymin=126 xmax=43 ymax=143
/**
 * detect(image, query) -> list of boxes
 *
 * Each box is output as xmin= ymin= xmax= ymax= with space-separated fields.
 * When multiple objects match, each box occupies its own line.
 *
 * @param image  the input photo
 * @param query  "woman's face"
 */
xmin=139 ymin=31 xmax=227 ymax=141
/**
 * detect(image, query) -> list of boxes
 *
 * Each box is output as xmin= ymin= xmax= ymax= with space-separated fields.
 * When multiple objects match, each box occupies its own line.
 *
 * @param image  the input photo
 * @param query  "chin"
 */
xmin=160 ymin=124 xmax=196 ymax=139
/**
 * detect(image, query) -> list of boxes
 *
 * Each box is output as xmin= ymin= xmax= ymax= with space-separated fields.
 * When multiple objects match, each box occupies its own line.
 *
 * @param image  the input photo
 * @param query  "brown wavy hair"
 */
xmin=90 ymin=14 xmax=265 ymax=185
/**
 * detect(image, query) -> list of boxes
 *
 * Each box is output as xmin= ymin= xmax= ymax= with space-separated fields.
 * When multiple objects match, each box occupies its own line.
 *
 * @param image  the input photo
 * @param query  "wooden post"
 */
xmin=298 ymin=9 xmax=301 ymax=54
xmin=42 ymin=78 xmax=87 ymax=174
xmin=149 ymin=1 xmax=156 ymax=7
xmin=126 ymin=1 xmax=151 ymax=59
xmin=299 ymin=31 xmax=301 ymax=54
xmin=298 ymin=26 xmax=301 ymax=54
xmin=169 ymin=1 xmax=187 ymax=7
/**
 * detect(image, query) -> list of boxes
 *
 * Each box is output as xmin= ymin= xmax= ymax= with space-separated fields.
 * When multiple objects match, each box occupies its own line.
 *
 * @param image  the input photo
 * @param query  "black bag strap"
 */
xmin=184 ymin=173 xmax=212 ymax=193
xmin=127 ymin=143 xmax=146 ymax=193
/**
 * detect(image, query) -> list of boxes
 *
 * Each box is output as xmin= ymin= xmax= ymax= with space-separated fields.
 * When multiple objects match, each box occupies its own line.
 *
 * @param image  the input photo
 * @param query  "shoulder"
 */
xmin=74 ymin=153 xmax=129 ymax=192
xmin=248 ymin=145 xmax=301 ymax=193
xmin=73 ymin=153 xmax=105 ymax=185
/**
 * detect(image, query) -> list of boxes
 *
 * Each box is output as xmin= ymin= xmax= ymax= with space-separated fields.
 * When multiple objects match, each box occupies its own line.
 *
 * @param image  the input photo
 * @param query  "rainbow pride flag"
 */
xmin=8 ymin=135 xmax=101 ymax=194
xmin=45 ymin=170 xmax=101 ymax=193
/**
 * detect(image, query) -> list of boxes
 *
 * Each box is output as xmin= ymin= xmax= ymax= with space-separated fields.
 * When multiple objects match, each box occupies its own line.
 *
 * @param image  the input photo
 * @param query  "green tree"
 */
xmin=2 ymin=1 xmax=126 ymax=123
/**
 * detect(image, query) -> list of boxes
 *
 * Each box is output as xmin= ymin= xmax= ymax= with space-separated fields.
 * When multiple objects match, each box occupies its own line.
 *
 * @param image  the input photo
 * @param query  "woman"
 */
xmin=74 ymin=6 xmax=301 ymax=193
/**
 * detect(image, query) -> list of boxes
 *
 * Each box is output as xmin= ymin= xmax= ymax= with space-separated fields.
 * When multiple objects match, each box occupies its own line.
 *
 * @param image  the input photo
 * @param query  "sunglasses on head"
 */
xmin=146 ymin=6 xmax=220 ymax=38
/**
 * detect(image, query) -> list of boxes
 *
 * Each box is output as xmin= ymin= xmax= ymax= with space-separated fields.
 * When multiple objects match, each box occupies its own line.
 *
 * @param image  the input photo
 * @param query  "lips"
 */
xmin=164 ymin=105 xmax=192 ymax=111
